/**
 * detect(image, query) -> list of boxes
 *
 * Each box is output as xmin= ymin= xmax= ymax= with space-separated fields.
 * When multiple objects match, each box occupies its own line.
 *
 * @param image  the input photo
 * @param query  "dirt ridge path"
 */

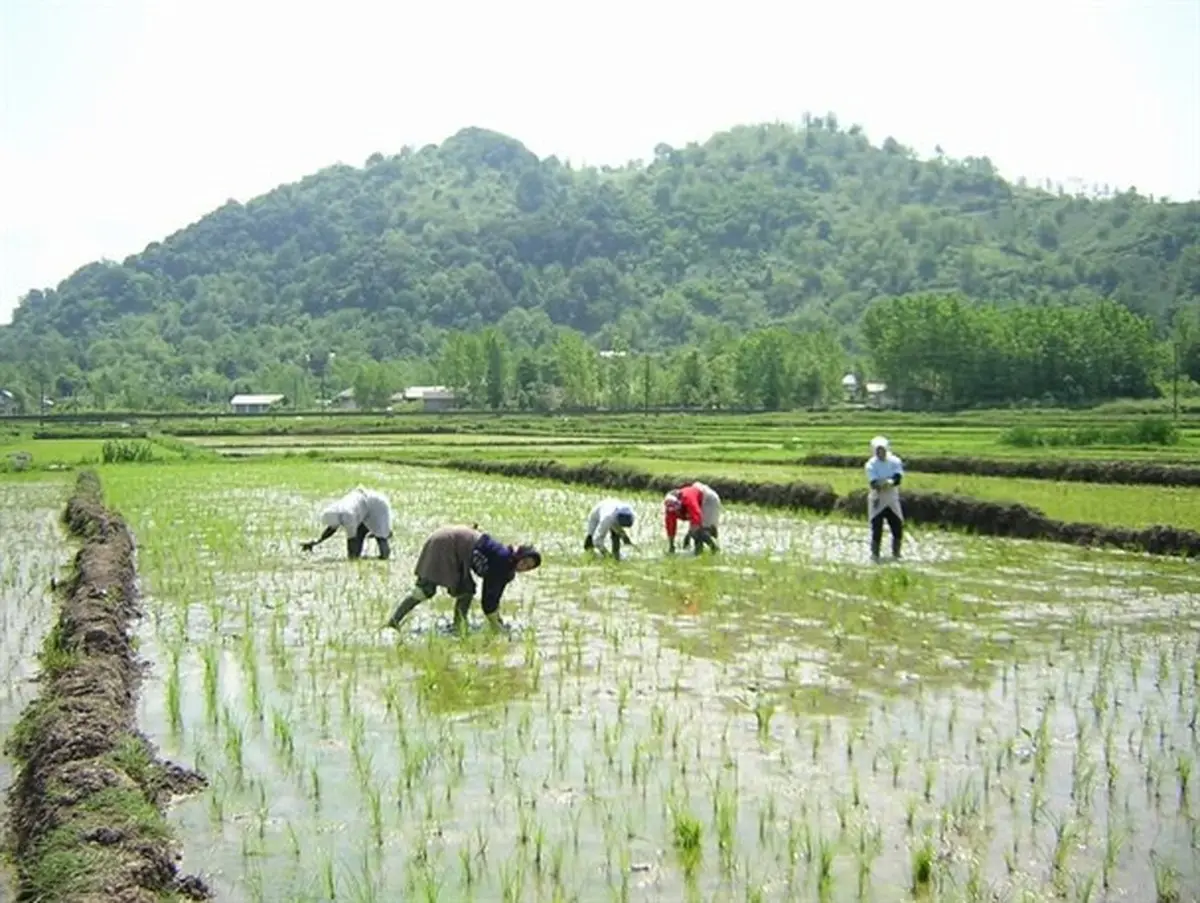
xmin=3 ymin=471 xmax=211 ymax=902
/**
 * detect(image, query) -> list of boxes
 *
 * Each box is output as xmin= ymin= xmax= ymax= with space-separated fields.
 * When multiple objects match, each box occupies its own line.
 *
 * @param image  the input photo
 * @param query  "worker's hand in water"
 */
xmin=300 ymin=541 xmax=315 ymax=553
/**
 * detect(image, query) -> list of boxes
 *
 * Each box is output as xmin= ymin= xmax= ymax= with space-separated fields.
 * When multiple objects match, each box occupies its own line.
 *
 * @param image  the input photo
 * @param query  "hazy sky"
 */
xmin=1 ymin=0 xmax=1197 ymax=325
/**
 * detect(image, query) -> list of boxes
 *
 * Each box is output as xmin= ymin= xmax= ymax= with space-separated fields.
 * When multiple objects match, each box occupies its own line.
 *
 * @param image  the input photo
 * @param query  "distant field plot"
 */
xmin=170 ymin=410 xmax=1200 ymax=464
xmin=5 ymin=457 xmax=1180 ymax=902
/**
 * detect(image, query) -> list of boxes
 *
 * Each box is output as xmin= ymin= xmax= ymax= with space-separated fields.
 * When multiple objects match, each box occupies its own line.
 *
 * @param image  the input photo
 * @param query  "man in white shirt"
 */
xmin=864 ymin=436 xmax=904 ymax=562
xmin=301 ymin=486 xmax=394 ymax=559
xmin=584 ymin=498 xmax=636 ymax=560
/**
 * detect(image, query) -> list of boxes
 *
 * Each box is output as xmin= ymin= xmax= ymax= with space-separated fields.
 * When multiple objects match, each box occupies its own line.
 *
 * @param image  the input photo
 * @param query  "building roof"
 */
xmin=841 ymin=374 xmax=858 ymax=387
xmin=402 ymin=385 xmax=455 ymax=400
xmin=230 ymin=394 xmax=285 ymax=406
xmin=865 ymin=382 xmax=888 ymax=394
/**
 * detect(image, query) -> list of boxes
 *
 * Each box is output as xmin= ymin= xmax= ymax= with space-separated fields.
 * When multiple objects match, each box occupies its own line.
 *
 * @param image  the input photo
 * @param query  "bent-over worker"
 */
xmin=865 ymin=436 xmax=904 ymax=562
xmin=584 ymin=498 xmax=636 ymax=560
xmin=664 ymin=481 xmax=721 ymax=555
xmin=385 ymin=525 xmax=542 ymax=632
xmin=301 ymin=486 xmax=394 ymax=559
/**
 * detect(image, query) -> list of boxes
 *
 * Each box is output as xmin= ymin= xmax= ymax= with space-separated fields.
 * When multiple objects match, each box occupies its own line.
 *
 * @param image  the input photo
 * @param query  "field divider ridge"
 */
xmin=3 ymin=470 xmax=211 ymax=902
xmin=801 ymin=453 xmax=1200 ymax=487
xmin=415 ymin=458 xmax=1200 ymax=559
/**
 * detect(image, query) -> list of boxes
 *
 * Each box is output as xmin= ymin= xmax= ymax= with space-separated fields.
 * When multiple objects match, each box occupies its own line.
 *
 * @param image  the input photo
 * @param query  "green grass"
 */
xmin=0 ymin=434 xmax=207 ymax=471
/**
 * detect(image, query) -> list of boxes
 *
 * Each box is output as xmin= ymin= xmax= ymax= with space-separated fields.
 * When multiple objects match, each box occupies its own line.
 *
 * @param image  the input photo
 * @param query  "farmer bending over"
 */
xmin=664 ymin=481 xmax=721 ymax=555
xmin=584 ymin=498 xmax=636 ymax=560
xmin=301 ymin=486 xmax=394 ymax=559
xmin=385 ymin=525 xmax=542 ymax=633
xmin=866 ymin=436 xmax=904 ymax=562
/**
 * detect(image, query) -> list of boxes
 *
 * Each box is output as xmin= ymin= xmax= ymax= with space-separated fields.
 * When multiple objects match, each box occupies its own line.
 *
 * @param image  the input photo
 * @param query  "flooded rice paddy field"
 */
xmin=0 ymin=477 xmax=73 ymax=897
xmin=4 ymin=460 xmax=1198 ymax=902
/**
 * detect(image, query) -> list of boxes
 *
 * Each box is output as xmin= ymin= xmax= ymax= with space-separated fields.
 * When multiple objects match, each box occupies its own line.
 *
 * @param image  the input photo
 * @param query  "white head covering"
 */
xmin=870 ymin=436 xmax=890 ymax=452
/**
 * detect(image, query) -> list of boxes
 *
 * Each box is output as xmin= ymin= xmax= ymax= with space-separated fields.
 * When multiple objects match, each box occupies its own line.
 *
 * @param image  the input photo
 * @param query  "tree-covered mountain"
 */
xmin=2 ymin=116 xmax=1198 ymax=411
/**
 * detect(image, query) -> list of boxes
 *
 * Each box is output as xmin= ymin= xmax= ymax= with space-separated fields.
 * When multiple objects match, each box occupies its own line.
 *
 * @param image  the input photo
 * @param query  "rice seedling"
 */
xmin=8 ymin=457 xmax=1180 ymax=902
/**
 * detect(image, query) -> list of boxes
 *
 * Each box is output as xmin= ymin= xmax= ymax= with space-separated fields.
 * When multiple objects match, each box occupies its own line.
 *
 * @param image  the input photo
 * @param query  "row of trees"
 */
xmin=436 ymin=324 xmax=848 ymax=411
xmin=3 ymin=295 xmax=1195 ymax=414
xmin=860 ymin=295 xmax=1191 ymax=408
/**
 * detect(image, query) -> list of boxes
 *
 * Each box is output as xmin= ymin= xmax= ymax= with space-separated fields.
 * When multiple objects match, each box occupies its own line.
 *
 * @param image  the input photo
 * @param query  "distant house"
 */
xmin=331 ymin=388 xmax=357 ymax=411
xmin=0 ymin=389 xmax=14 ymax=414
xmin=402 ymin=385 xmax=457 ymax=412
xmin=865 ymin=381 xmax=893 ymax=409
xmin=840 ymin=374 xmax=859 ymax=402
xmin=230 ymin=393 xmax=286 ymax=415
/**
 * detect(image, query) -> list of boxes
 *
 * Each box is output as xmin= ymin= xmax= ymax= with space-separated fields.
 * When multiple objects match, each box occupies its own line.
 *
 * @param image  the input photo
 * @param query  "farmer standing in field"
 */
xmin=865 ymin=436 xmax=904 ymax=562
xmin=584 ymin=498 xmax=637 ymax=560
xmin=384 ymin=524 xmax=542 ymax=633
xmin=300 ymin=486 xmax=394 ymax=560
xmin=664 ymin=481 xmax=721 ymax=555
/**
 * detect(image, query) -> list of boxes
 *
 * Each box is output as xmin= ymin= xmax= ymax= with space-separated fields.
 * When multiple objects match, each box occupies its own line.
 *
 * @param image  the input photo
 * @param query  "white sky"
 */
xmin=1 ymin=0 xmax=1198 ymax=325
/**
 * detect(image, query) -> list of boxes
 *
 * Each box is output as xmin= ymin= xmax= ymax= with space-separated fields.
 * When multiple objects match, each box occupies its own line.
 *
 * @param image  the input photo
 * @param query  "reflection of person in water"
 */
xmin=300 ymin=486 xmax=393 ymax=559
xmin=385 ymin=525 xmax=542 ymax=633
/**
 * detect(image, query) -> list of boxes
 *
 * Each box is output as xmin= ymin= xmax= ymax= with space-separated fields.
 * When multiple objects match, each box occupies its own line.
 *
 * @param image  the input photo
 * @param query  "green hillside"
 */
xmin=2 ymin=117 xmax=1198 ymax=411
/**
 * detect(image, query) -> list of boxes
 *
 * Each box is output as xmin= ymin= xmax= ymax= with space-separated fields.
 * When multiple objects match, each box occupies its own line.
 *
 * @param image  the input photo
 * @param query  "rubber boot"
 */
xmin=485 ymin=611 xmax=507 ymax=632
xmin=386 ymin=593 xmax=424 ymax=630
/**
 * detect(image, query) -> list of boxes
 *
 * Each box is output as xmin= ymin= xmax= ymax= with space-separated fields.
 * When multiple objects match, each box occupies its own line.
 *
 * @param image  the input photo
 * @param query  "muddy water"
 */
xmin=96 ymin=460 xmax=1200 ymax=903
xmin=0 ymin=477 xmax=72 ymax=898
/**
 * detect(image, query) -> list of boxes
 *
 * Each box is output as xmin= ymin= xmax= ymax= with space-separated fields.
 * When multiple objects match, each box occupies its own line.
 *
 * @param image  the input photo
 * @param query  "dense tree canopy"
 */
xmin=1 ymin=117 xmax=1197 ymax=411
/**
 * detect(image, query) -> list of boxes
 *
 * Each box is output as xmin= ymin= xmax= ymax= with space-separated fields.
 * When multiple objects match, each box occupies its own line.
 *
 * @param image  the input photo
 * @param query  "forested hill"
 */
xmin=2 ymin=116 xmax=1199 ymax=409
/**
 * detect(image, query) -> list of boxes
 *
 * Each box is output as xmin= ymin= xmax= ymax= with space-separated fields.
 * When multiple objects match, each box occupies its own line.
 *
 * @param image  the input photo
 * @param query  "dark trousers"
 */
xmin=870 ymin=508 xmax=903 ymax=558
xmin=347 ymin=524 xmax=390 ymax=560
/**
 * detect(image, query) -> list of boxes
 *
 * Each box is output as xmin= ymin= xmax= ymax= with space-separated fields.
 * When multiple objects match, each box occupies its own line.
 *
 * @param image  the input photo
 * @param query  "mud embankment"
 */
xmin=3 ymin=471 xmax=210 ymax=902
xmin=800 ymin=453 xmax=1200 ymax=487
xmin=440 ymin=459 xmax=1200 ymax=559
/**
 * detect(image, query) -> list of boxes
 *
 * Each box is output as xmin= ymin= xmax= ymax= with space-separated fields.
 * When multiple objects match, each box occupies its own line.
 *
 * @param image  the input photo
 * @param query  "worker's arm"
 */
xmin=301 ymin=525 xmax=338 ymax=552
xmin=610 ymin=530 xmax=622 ymax=559
xmin=867 ymin=462 xmax=883 ymax=490
xmin=480 ymin=573 xmax=509 ymax=616
xmin=664 ymin=507 xmax=679 ymax=541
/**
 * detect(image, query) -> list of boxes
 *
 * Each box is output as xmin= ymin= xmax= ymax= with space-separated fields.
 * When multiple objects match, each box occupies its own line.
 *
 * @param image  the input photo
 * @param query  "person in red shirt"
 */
xmin=663 ymin=482 xmax=720 ymax=555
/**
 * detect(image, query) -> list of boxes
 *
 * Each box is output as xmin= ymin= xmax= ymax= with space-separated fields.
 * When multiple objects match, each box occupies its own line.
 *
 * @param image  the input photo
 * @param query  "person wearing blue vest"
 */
xmin=384 ymin=524 xmax=541 ymax=633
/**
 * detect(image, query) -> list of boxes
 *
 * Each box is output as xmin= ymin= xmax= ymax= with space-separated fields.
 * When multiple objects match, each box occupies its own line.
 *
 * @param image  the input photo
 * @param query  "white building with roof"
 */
xmin=230 ymin=393 xmax=286 ymax=414
xmin=401 ymin=385 xmax=456 ymax=412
